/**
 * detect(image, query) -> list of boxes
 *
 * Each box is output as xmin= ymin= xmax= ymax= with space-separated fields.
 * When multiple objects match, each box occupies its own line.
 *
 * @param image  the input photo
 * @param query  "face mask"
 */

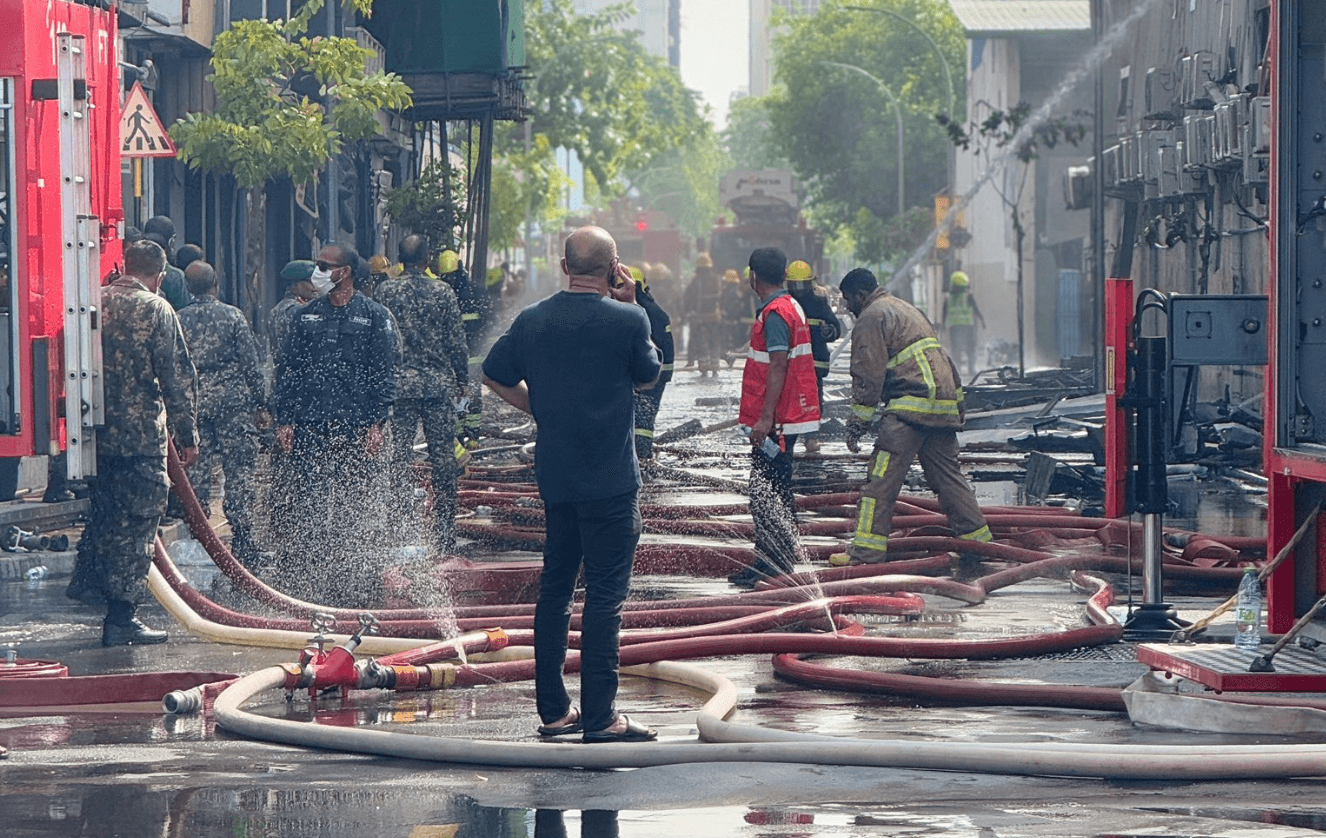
xmin=310 ymin=268 xmax=334 ymax=296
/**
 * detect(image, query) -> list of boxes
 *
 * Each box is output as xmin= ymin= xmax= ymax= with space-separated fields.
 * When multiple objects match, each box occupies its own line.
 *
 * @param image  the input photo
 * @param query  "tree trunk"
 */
xmin=244 ymin=187 xmax=267 ymax=326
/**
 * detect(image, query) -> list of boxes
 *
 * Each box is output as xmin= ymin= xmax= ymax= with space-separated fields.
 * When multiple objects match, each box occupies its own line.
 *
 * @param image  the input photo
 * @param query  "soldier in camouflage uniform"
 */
xmin=375 ymin=235 xmax=469 ymax=553
xmin=66 ymin=239 xmax=198 ymax=646
xmin=267 ymin=261 xmax=316 ymax=368
xmin=177 ymin=261 xmax=268 ymax=563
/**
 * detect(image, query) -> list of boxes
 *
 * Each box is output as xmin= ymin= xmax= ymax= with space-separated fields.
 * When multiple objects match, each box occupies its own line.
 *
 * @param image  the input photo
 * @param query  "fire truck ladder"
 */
xmin=57 ymin=32 xmax=103 ymax=481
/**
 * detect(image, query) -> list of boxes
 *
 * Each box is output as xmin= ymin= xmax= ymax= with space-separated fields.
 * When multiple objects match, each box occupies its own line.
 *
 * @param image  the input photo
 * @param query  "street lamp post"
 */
xmin=820 ymin=61 xmax=905 ymax=216
xmin=843 ymin=4 xmax=956 ymax=120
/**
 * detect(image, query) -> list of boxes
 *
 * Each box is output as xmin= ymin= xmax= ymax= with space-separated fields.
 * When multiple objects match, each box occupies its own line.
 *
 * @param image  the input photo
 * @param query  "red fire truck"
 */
xmin=0 ymin=0 xmax=122 ymax=496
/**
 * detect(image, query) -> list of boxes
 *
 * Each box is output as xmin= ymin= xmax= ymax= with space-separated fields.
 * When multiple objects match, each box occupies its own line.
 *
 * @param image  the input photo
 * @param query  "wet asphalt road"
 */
xmin=3 ymin=362 xmax=1325 ymax=837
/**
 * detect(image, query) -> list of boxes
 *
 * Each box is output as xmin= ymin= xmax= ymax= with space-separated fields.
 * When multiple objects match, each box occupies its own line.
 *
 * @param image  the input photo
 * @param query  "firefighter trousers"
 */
xmin=848 ymin=413 xmax=991 ymax=561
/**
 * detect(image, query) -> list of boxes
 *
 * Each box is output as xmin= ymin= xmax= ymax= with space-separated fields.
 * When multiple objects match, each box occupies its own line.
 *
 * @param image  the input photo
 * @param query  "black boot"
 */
xmin=102 ymin=600 xmax=168 ymax=647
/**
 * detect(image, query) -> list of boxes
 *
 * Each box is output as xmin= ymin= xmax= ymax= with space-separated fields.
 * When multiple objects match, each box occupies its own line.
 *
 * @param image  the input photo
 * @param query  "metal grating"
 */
xmin=1137 ymin=643 xmax=1326 ymax=692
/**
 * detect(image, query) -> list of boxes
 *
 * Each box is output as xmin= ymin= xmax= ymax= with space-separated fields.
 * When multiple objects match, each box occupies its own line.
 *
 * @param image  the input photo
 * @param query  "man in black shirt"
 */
xmin=483 ymin=226 xmax=661 ymax=744
xmin=274 ymin=242 xmax=398 ymax=606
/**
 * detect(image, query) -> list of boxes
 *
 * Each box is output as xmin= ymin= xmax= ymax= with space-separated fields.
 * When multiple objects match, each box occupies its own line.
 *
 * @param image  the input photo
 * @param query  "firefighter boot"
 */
xmin=102 ymin=600 xmax=169 ymax=647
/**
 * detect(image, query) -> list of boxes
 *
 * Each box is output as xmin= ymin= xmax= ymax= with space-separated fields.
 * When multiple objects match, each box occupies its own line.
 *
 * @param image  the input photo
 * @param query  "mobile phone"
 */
xmin=606 ymin=261 xmax=621 ymax=288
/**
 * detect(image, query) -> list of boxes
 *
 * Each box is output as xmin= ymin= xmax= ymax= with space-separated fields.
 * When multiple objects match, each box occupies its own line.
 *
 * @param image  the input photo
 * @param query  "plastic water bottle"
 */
xmin=737 ymin=425 xmax=782 ymax=459
xmin=22 ymin=565 xmax=47 ymax=581
xmin=1234 ymin=567 xmax=1263 ymax=652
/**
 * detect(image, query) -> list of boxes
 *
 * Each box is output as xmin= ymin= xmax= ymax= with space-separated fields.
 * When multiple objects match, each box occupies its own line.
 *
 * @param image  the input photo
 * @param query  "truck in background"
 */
xmin=708 ymin=169 xmax=824 ymax=276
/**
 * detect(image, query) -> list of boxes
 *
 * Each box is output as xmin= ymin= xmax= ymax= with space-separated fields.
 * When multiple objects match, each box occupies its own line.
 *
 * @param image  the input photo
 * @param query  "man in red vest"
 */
xmin=730 ymin=247 xmax=822 ymax=589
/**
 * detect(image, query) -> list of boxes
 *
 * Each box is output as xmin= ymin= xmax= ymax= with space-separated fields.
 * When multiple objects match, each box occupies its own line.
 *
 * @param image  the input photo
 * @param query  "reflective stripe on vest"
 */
xmin=948 ymin=292 xmax=975 ymax=326
xmin=462 ymin=312 xmax=480 ymax=322
xmin=738 ymin=294 xmax=821 ymax=435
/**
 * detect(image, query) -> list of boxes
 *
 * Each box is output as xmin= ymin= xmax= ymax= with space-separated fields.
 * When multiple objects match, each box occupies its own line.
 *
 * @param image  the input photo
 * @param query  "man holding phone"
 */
xmin=483 ymin=226 xmax=662 ymax=743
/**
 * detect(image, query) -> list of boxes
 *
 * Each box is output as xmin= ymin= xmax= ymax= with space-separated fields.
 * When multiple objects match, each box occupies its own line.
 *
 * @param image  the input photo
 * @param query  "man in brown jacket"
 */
xmin=833 ymin=268 xmax=990 ymax=565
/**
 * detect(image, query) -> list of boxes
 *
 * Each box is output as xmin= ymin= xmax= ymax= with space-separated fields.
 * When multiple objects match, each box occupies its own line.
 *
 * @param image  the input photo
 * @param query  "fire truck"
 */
xmin=0 ymin=0 xmax=121 ymax=497
xmin=707 ymin=169 xmax=824 ymax=277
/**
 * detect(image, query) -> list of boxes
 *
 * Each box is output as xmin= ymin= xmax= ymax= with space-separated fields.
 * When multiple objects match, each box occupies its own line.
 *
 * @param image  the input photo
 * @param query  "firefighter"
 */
xmin=719 ymin=267 xmax=753 ymax=366
xmin=629 ymin=265 xmax=674 ymax=462
xmin=940 ymin=270 xmax=986 ymax=380
xmin=436 ymin=250 xmax=491 ymax=444
xmin=832 ymin=267 xmax=990 ymax=566
xmin=786 ymin=259 xmax=842 ymax=454
xmin=683 ymin=253 xmax=722 ymax=377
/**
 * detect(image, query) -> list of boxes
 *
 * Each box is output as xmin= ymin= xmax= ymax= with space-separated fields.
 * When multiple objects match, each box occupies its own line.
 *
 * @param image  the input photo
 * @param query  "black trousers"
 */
xmin=534 ymin=489 xmax=642 ymax=734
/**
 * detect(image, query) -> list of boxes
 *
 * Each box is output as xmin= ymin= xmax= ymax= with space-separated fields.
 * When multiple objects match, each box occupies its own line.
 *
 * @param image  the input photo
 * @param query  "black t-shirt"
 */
xmin=483 ymin=291 xmax=660 ymax=503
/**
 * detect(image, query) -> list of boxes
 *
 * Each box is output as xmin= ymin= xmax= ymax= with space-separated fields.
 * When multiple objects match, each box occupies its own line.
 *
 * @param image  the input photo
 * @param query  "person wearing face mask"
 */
xmin=728 ymin=247 xmax=821 ymax=590
xmin=272 ymin=242 xmax=399 ymax=606
xmin=831 ymin=267 xmax=990 ymax=567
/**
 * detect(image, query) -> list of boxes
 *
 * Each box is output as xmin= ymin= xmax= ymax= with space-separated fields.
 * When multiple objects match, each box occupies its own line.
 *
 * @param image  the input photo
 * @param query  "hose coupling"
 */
xmin=162 ymin=687 xmax=203 ymax=715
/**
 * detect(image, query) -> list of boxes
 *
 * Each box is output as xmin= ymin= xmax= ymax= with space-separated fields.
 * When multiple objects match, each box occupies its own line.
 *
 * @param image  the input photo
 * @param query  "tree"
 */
xmin=169 ymin=0 xmax=411 ymax=310
xmin=382 ymin=159 xmax=465 ymax=255
xmin=722 ymin=96 xmax=789 ymax=172
xmin=937 ymin=102 xmax=1088 ymax=375
xmin=764 ymin=0 xmax=965 ymax=263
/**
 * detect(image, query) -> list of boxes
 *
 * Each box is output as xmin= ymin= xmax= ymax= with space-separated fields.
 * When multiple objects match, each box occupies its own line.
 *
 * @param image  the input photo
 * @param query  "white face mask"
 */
xmin=310 ymin=268 xmax=335 ymax=296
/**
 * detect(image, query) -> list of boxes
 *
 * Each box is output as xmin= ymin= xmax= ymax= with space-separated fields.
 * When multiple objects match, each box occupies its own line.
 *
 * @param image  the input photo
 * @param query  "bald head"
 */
xmin=563 ymin=226 xmax=617 ymax=280
xmin=184 ymin=260 xmax=217 ymax=296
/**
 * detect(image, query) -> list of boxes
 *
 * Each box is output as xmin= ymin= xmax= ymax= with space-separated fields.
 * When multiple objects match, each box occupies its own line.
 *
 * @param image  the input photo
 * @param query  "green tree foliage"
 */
xmin=382 ymin=160 xmax=465 ymax=254
xmin=722 ymin=96 xmax=789 ymax=171
xmin=765 ymin=0 xmax=964 ymax=263
xmin=486 ymin=0 xmax=717 ymax=246
xmin=169 ymin=0 xmax=412 ymax=188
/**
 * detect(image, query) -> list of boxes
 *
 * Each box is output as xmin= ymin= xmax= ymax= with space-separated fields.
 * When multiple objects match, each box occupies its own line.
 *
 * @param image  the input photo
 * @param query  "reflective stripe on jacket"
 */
xmin=739 ymin=292 xmax=821 ymax=435
xmin=849 ymin=288 xmax=964 ymax=429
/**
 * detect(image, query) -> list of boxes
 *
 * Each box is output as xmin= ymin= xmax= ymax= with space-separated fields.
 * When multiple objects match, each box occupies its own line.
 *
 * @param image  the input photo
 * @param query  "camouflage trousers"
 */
xmin=187 ymin=410 xmax=260 ymax=547
xmin=69 ymin=455 xmax=170 ymax=606
xmin=390 ymin=397 xmax=458 ymax=554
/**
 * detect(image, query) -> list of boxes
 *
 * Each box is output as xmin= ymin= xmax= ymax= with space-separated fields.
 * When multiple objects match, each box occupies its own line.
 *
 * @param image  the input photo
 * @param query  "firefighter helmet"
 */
xmin=723 ymin=269 xmax=740 ymax=283
xmin=786 ymin=260 xmax=815 ymax=282
xmin=437 ymin=250 xmax=460 ymax=276
xmin=696 ymin=252 xmax=713 ymax=268
xmin=950 ymin=270 xmax=970 ymax=288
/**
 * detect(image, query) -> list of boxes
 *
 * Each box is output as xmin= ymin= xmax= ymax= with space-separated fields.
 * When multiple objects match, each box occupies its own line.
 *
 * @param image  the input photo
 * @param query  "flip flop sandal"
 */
xmin=582 ymin=714 xmax=658 ymax=744
xmin=537 ymin=708 xmax=583 ymax=737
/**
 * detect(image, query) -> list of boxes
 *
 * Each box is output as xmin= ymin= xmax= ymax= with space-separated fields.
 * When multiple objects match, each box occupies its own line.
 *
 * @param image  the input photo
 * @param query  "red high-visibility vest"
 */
xmin=739 ymin=293 xmax=822 ymax=435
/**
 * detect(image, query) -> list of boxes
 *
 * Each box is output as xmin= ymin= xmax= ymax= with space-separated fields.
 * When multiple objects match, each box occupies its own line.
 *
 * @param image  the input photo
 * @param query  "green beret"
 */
xmin=280 ymin=260 xmax=315 ymax=283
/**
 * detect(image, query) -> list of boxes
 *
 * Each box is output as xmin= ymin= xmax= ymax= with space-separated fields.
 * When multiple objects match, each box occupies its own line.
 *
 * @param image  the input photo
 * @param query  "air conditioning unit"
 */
xmin=1180 ymin=53 xmax=1217 ymax=108
xmin=1214 ymin=101 xmax=1234 ymax=161
xmin=1141 ymin=130 xmax=1174 ymax=199
xmin=1102 ymin=144 xmax=1121 ymax=190
xmin=1183 ymin=113 xmax=1216 ymax=170
xmin=1143 ymin=67 xmax=1176 ymax=120
xmin=1157 ymin=146 xmax=1180 ymax=198
xmin=1063 ymin=163 xmax=1093 ymax=210
xmin=1248 ymin=96 xmax=1271 ymax=154
xmin=1119 ymin=134 xmax=1139 ymax=182
xmin=1172 ymin=142 xmax=1210 ymax=193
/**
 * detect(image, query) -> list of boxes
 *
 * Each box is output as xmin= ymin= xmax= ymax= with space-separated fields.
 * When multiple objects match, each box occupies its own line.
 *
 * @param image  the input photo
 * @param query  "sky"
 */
xmin=678 ymin=0 xmax=749 ymax=129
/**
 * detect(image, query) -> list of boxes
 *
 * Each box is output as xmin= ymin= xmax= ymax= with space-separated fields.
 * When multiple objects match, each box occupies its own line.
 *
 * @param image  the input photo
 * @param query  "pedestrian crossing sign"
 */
xmin=120 ymin=82 xmax=176 ymax=158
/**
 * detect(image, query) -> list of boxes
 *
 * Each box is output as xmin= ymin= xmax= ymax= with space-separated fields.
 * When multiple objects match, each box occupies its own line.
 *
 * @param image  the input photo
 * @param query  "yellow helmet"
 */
xmin=723 ymin=269 xmax=740 ymax=283
xmin=368 ymin=254 xmax=391 ymax=275
xmin=695 ymin=252 xmax=713 ymax=268
xmin=486 ymin=267 xmax=504 ymax=287
xmin=786 ymin=260 xmax=814 ymax=282
xmin=950 ymin=270 xmax=970 ymax=288
xmin=436 ymin=250 xmax=460 ymax=276
xmin=629 ymin=265 xmax=646 ymax=290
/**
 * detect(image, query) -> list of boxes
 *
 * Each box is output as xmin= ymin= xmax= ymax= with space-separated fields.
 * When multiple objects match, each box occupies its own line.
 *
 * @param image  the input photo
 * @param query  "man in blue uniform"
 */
xmin=274 ymin=242 xmax=398 ymax=606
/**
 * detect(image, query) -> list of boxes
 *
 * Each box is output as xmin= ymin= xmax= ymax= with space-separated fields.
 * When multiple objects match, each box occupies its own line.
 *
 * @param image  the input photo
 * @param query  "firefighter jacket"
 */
xmin=849 ymin=287 xmax=965 ymax=429
xmin=441 ymin=266 xmax=492 ymax=364
xmin=275 ymin=291 xmax=398 ymax=430
xmin=374 ymin=267 xmax=470 ymax=399
xmin=791 ymin=284 xmax=842 ymax=378
xmin=638 ymin=289 xmax=675 ymax=385
xmin=739 ymin=291 xmax=821 ymax=435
